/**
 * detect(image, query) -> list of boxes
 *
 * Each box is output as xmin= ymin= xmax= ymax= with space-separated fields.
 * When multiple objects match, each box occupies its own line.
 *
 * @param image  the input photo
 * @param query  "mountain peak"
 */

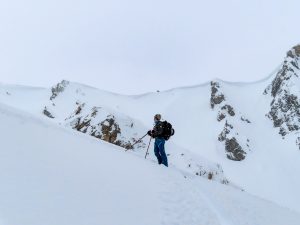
xmin=287 ymin=44 xmax=300 ymax=58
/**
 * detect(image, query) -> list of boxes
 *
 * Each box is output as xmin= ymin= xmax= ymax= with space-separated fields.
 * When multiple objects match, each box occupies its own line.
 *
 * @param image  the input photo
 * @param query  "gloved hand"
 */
xmin=147 ymin=130 xmax=152 ymax=136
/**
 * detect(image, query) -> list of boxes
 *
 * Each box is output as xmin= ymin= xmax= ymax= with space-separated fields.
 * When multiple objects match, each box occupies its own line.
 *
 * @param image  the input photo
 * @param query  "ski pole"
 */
xmin=125 ymin=133 xmax=148 ymax=151
xmin=132 ymin=133 xmax=148 ymax=146
xmin=145 ymin=137 xmax=152 ymax=159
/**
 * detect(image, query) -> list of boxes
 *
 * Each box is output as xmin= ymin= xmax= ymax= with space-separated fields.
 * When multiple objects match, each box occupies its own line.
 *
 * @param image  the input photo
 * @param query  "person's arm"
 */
xmin=151 ymin=122 xmax=163 ymax=138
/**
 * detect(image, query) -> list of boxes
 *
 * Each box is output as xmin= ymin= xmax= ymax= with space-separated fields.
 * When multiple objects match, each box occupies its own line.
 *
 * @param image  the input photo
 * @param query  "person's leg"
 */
xmin=157 ymin=139 xmax=168 ymax=167
xmin=154 ymin=140 xmax=162 ymax=164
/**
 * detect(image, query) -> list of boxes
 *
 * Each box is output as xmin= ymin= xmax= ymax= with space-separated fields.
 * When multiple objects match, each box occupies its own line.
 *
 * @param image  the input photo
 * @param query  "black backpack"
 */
xmin=161 ymin=121 xmax=175 ymax=140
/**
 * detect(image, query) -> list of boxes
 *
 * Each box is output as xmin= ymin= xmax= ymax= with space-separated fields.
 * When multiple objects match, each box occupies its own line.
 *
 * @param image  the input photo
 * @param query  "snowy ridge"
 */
xmin=1 ymin=44 xmax=300 ymax=215
xmin=0 ymin=102 xmax=300 ymax=225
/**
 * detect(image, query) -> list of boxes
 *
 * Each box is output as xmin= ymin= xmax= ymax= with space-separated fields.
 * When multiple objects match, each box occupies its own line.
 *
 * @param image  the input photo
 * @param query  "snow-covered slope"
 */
xmin=0 ymin=102 xmax=299 ymax=225
xmin=1 ymin=44 xmax=300 ymax=214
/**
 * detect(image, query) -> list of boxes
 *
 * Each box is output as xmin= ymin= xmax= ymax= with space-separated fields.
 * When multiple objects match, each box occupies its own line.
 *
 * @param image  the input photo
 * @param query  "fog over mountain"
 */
xmin=1 ymin=0 xmax=300 ymax=94
xmin=1 ymin=1 xmax=300 ymax=223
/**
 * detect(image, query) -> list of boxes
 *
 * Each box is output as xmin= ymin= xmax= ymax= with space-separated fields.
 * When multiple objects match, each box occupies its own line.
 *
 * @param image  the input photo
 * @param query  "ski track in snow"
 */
xmin=162 ymin=178 xmax=221 ymax=225
xmin=159 ymin=168 xmax=235 ymax=225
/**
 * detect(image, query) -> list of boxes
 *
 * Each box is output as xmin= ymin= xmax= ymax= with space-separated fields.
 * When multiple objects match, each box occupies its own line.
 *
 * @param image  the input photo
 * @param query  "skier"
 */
xmin=147 ymin=114 xmax=168 ymax=167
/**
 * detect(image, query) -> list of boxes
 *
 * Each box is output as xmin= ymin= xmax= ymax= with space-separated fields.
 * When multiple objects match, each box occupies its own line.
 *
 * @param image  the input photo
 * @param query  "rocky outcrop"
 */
xmin=43 ymin=82 xmax=143 ymax=151
xmin=43 ymin=107 xmax=55 ymax=118
xmin=66 ymin=105 xmax=136 ymax=150
xmin=50 ymin=80 xmax=70 ymax=100
xmin=217 ymin=104 xmax=235 ymax=121
xmin=211 ymin=81 xmax=251 ymax=161
xmin=211 ymin=81 xmax=225 ymax=109
xmin=264 ymin=45 xmax=300 ymax=139
xmin=99 ymin=116 xmax=121 ymax=143
xmin=225 ymin=137 xmax=247 ymax=161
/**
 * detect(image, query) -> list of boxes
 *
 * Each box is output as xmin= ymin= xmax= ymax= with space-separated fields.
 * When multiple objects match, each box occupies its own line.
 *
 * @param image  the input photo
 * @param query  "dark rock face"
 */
xmin=100 ymin=117 xmax=121 ymax=144
xmin=265 ymin=45 xmax=300 ymax=138
xmin=225 ymin=138 xmax=246 ymax=161
xmin=210 ymin=81 xmax=225 ymax=109
xmin=43 ymin=107 xmax=55 ymax=118
xmin=211 ymin=81 xmax=251 ymax=161
xmin=241 ymin=116 xmax=251 ymax=124
xmin=218 ymin=121 xmax=233 ymax=142
xmin=218 ymin=121 xmax=247 ymax=161
xmin=50 ymin=80 xmax=69 ymax=100
xmin=218 ymin=105 xmax=235 ymax=121
xmin=221 ymin=105 xmax=235 ymax=116
xmin=75 ymin=103 xmax=83 ymax=115
xmin=67 ymin=106 xmax=134 ymax=150
xmin=268 ymin=93 xmax=300 ymax=136
xmin=217 ymin=113 xmax=226 ymax=122
xmin=287 ymin=45 xmax=300 ymax=58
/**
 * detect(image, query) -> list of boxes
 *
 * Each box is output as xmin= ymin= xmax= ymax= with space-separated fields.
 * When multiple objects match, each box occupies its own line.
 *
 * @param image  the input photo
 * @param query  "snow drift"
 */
xmin=0 ymin=102 xmax=299 ymax=225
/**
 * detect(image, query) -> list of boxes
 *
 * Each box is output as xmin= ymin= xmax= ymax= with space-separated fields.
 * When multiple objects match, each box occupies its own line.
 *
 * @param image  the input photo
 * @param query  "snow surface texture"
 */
xmin=0 ymin=102 xmax=299 ymax=225
xmin=0 ymin=44 xmax=300 ymax=219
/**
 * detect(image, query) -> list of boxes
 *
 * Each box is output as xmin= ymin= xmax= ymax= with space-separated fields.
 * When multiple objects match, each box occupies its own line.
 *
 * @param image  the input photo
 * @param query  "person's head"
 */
xmin=154 ymin=114 xmax=161 ymax=122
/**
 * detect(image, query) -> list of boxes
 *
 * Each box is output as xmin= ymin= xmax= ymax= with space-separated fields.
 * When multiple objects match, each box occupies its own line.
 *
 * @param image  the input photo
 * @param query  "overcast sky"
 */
xmin=0 ymin=0 xmax=299 ymax=94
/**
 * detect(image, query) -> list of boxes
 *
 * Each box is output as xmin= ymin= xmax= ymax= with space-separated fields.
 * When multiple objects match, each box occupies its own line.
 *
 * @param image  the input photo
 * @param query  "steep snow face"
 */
xmin=0 ymin=102 xmax=300 ymax=225
xmin=264 ymin=44 xmax=300 ymax=149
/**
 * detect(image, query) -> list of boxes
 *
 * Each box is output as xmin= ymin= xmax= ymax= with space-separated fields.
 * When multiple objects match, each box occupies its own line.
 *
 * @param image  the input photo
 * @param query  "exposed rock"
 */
xmin=241 ymin=116 xmax=251 ymax=123
xmin=74 ymin=117 xmax=91 ymax=132
xmin=210 ymin=81 xmax=225 ymax=109
xmin=218 ymin=121 xmax=233 ymax=142
xmin=75 ymin=104 xmax=83 ymax=115
xmin=295 ymin=45 xmax=300 ymax=56
xmin=50 ymin=80 xmax=70 ymax=100
xmin=221 ymin=105 xmax=235 ymax=116
xmin=287 ymin=44 xmax=300 ymax=58
xmin=218 ymin=121 xmax=247 ymax=161
xmin=66 ymin=107 xmax=135 ymax=150
xmin=65 ymin=103 xmax=86 ymax=121
xmin=211 ymin=81 xmax=251 ymax=161
xmin=43 ymin=107 xmax=55 ymax=119
xmin=217 ymin=113 xmax=226 ymax=122
xmin=100 ymin=116 xmax=121 ymax=144
xmin=217 ymin=105 xmax=236 ymax=121
xmin=225 ymin=137 xmax=246 ymax=161
xmin=265 ymin=46 xmax=300 ymax=139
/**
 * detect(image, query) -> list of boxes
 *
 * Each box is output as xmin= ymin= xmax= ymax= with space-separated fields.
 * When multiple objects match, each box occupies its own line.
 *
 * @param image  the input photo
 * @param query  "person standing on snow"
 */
xmin=147 ymin=114 xmax=168 ymax=167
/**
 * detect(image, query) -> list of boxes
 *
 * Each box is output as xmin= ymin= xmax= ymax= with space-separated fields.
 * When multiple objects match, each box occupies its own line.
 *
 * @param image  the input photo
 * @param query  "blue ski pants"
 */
xmin=154 ymin=138 xmax=168 ymax=167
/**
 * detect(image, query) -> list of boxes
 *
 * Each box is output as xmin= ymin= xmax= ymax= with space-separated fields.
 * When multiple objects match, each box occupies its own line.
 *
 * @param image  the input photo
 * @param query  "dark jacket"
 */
xmin=151 ymin=121 xmax=164 ymax=139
